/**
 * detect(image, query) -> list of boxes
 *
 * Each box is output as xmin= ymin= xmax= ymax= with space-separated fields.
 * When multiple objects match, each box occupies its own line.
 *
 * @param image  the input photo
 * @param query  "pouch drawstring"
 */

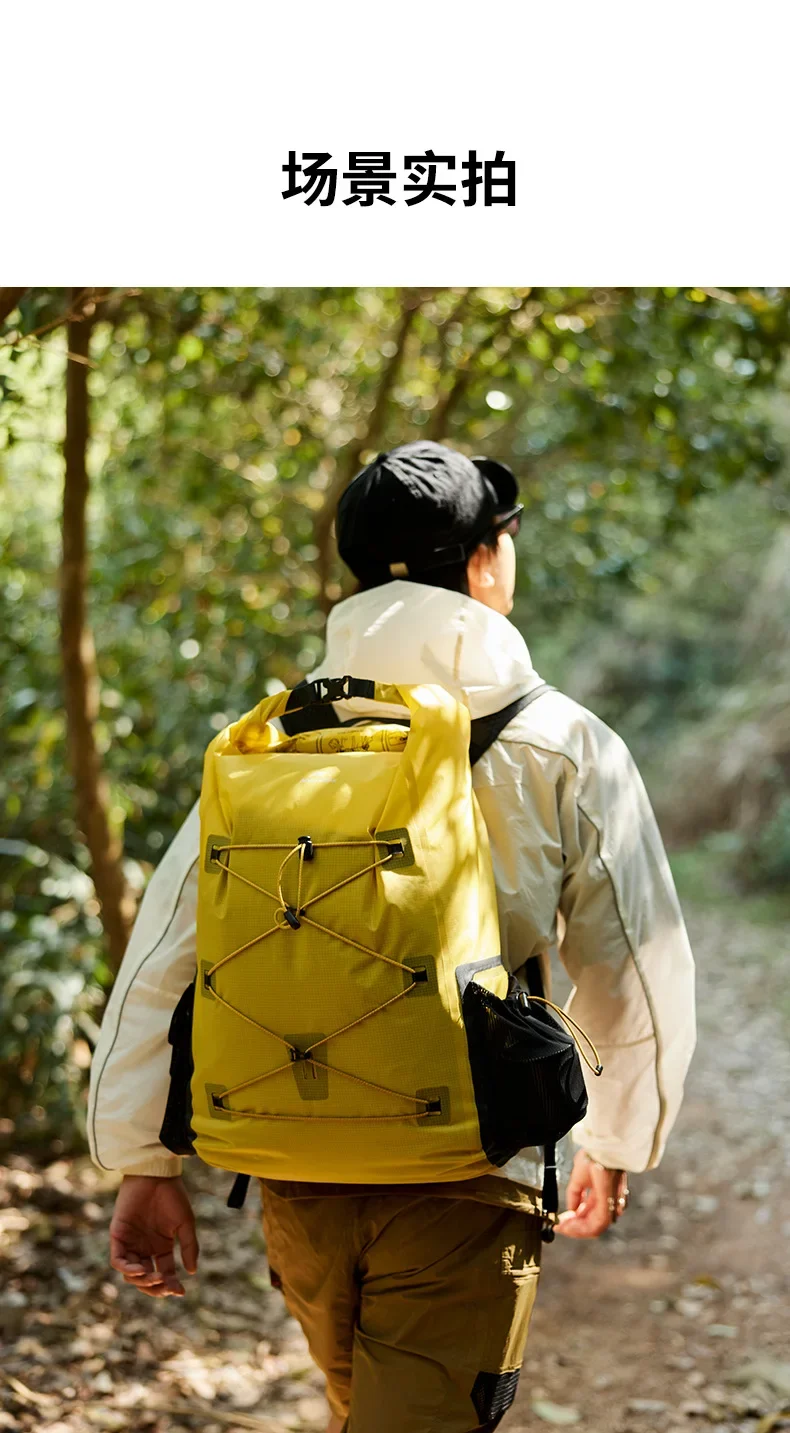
xmin=520 ymin=993 xmax=603 ymax=1077
xmin=517 ymin=991 xmax=603 ymax=1243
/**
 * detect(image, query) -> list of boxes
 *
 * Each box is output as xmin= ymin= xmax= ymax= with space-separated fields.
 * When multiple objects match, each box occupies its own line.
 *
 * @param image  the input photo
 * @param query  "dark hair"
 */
xmin=356 ymin=528 xmax=500 ymax=597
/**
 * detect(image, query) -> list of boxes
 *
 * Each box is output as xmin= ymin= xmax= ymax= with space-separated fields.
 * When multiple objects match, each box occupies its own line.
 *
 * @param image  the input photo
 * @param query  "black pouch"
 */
xmin=462 ymin=975 xmax=588 ymax=1169
xmin=159 ymin=979 xmax=196 ymax=1157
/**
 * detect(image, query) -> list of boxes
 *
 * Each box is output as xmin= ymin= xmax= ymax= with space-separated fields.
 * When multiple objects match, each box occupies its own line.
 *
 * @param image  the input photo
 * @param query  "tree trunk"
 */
xmin=314 ymin=291 xmax=422 ymax=612
xmin=60 ymin=291 xmax=133 ymax=969
xmin=0 ymin=288 xmax=27 ymax=325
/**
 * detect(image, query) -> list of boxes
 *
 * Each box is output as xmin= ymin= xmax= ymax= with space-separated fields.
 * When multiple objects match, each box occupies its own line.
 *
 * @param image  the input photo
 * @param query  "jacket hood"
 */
xmin=310 ymin=580 xmax=544 ymax=719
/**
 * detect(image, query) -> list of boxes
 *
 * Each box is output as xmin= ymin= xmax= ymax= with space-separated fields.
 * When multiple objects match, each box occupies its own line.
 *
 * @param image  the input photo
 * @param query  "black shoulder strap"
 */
xmin=278 ymin=674 xmax=556 ymax=764
xmin=468 ymin=682 xmax=555 ymax=767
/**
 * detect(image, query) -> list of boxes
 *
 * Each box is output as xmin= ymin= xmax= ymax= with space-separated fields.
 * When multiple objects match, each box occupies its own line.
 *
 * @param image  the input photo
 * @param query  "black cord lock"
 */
xmin=298 ymin=835 xmax=314 ymax=860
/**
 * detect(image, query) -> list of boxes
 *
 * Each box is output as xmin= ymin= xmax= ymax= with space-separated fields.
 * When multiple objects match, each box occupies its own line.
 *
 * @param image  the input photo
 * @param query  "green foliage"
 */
xmin=532 ymin=480 xmax=790 ymax=894
xmin=742 ymin=796 xmax=790 ymax=891
xmin=1 ymin=285 xmax=789 ymax=1147
xmin=0 ymin=838 xmax=106 ymax=1147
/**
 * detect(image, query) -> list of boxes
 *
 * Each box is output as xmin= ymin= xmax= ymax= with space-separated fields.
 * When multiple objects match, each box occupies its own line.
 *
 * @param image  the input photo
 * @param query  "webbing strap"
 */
xmin=468 ymin=683 xmax=555 ymax=766
xmin=227 ymin=1172 xmax=250 ymax=1208
xmin=281 ymin=676 xmax=376 ymax=733
xmin=279 ymin=675 xmax=556 ymax=765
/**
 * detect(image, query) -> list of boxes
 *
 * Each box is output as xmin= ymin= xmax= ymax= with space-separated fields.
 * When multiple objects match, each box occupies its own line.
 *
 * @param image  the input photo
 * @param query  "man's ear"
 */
xmin=467 ymin=543 xmax=496 ymax=594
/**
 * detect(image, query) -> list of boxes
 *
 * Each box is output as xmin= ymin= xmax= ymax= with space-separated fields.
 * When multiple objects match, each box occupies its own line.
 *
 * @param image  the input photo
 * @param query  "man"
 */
xmin=89 ymin=441 xmax=696 ymax=1433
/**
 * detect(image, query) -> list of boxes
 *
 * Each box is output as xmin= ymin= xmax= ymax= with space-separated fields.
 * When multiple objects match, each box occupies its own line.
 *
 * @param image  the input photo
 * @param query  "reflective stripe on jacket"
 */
xmin=88 ymin=580 xmax=696 ymax=1183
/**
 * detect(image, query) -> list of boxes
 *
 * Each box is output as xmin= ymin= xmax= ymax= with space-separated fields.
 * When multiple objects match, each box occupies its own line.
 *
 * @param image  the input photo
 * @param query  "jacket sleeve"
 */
xmin=557 ymin=715 xmax=696 ymax=1173
xmin=87 ymin=802 xmax=200 ymax=1177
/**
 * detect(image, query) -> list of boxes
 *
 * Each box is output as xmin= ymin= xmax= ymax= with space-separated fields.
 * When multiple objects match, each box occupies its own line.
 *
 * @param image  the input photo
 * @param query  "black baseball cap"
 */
xmin=336 ymin=441 xmax=519 ymax=584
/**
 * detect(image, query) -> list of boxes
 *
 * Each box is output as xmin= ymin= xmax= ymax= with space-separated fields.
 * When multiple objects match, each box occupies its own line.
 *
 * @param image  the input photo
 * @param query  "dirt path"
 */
xmin=1 ymin=890 xmax=789 ymax=1433
xmin=510 ymin=895 xmax=790 ymax=1433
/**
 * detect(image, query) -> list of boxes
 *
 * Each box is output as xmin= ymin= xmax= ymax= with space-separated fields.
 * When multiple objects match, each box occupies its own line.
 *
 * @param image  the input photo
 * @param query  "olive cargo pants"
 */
xmin=262 ymin=1181 xmax=542 ymax=1432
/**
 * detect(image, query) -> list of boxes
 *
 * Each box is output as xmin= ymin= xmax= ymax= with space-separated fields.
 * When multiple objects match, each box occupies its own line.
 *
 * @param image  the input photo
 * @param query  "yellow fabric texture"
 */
xmin=192 ymin=681 xmax=507 ymax=1183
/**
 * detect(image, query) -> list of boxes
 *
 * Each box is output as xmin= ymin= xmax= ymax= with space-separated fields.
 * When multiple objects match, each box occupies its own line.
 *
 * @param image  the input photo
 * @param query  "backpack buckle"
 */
xmin=317 ymin=675 xmax=351 ymax=703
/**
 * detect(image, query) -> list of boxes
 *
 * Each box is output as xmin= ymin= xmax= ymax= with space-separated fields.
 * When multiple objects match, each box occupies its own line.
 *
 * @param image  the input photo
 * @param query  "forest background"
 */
xmin=2 ymin=284 xmax=789 ymax=1156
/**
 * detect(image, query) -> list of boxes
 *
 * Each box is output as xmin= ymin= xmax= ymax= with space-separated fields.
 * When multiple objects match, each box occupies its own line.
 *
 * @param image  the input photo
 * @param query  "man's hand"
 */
xmin=109 ymin=1175 xmax=199 ymax=1297
xmin=557 ymin=1150 xmax=630 ymax=1239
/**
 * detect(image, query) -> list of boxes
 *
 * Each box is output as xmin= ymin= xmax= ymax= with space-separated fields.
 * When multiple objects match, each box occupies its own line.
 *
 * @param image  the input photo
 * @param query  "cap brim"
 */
xmin=472 ymin=456 xmax=518 ymax=511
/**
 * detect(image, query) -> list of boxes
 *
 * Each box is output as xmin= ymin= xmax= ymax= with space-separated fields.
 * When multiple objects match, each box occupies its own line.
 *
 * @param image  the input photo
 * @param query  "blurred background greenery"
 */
xmin=1 ymin=285 xmax=789 ymax=1154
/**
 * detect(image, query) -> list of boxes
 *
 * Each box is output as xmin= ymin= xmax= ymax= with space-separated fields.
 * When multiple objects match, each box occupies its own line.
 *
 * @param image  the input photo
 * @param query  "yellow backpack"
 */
xmin=161 ymin=675 xmax=595 ymax=1221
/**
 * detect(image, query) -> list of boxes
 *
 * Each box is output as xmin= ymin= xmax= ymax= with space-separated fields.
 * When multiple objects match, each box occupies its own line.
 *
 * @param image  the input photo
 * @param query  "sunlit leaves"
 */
xmin=1 ymin=284 xmax=789 ymax=1141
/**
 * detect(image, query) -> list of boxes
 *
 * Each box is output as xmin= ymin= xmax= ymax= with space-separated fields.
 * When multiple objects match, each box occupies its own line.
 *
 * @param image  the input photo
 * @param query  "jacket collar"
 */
xmin=310 ymin=580 xmax=543 ymax=719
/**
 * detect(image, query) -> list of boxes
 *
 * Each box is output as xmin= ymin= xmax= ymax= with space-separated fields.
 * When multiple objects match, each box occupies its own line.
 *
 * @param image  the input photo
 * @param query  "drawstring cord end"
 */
xmin=525 ymin=994 xmax=604 ymax=1078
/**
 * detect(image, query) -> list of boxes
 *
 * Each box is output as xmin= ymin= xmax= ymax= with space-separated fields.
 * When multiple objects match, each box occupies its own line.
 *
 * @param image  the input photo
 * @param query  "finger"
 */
xmin=144 ymin=1249 xmax=184 ymax=1295
xmin=556 ymin=1208 xmax=611 ymax=1239
xmin=121 ymin=1262 xmax=184 ymax=1296
xmin=564 ymin=1164 xmax=590 ymax=1213
xmin=566 ymin=1200 xmax=612 ymax=1237
xmin=557 ymin=1209 xmax=578 ymax=1229
xmin=564 ymin=1179 xmax=591 ymax=1214
xmin=111 ymin=1255 xmax=147 ymax=1275
xmin=110 ymin=1231 xmax=158 ymax=1273
xmin=149 ymin=1248 xmax=178 ymax=1278
xmin=124 ymin=1249 xmax=179 ymax=1285
xmin=557 ymin=1181 xmax=612 ymax=1238
xmin=557 ymin=1210 xmax=587 ymax=1238
xmin=111 ymin=1246 xmax=180 ymax=1289
xmin=176 ymin=1219 xmax=199 ymax=1276
xmin=110 ymin=1246 xmax=148 ymax=1276
xmin=121 ymin=1272 xmax=169 ymax=1295
xmin=123 ymin=1276 xmax=184 ymax=1298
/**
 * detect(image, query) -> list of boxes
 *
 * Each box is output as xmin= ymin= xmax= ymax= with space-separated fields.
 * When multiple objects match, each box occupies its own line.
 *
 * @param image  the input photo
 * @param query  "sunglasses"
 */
xmin=417 ymin=503 xmax=525 ymax=572
xmin=491 ymin=504 xmax=524 ymax=540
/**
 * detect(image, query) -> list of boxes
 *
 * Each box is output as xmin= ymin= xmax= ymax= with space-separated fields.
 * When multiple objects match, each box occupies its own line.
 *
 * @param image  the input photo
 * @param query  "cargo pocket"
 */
xmin=466 ymin=1206 xmax=542 ymax=1431
xmin=470 ymin=1250 xmax=540 ymax=1429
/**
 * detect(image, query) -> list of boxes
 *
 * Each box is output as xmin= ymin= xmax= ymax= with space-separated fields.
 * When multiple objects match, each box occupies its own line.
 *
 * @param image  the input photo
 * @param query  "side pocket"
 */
xmin=462 ymin=977 xmax=588 ymax=1166
xmin=159 ymin=979 xmax=196 ymax=1156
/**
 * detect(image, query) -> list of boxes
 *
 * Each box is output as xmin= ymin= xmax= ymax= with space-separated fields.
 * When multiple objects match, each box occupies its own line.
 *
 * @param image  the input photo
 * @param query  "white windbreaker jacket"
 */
xmin=88 ymin=581 xmax=696 ymax=1189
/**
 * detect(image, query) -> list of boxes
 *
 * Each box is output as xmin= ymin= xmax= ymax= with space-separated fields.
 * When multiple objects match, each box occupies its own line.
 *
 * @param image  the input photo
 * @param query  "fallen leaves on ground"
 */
xmin=2 ymin=900 xmax=790 ymax=1433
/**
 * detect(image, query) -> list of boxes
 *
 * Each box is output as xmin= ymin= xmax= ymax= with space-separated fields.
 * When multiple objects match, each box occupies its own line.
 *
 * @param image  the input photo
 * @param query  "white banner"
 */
xmin=5 ymin=0 xmax=789 ymax=280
